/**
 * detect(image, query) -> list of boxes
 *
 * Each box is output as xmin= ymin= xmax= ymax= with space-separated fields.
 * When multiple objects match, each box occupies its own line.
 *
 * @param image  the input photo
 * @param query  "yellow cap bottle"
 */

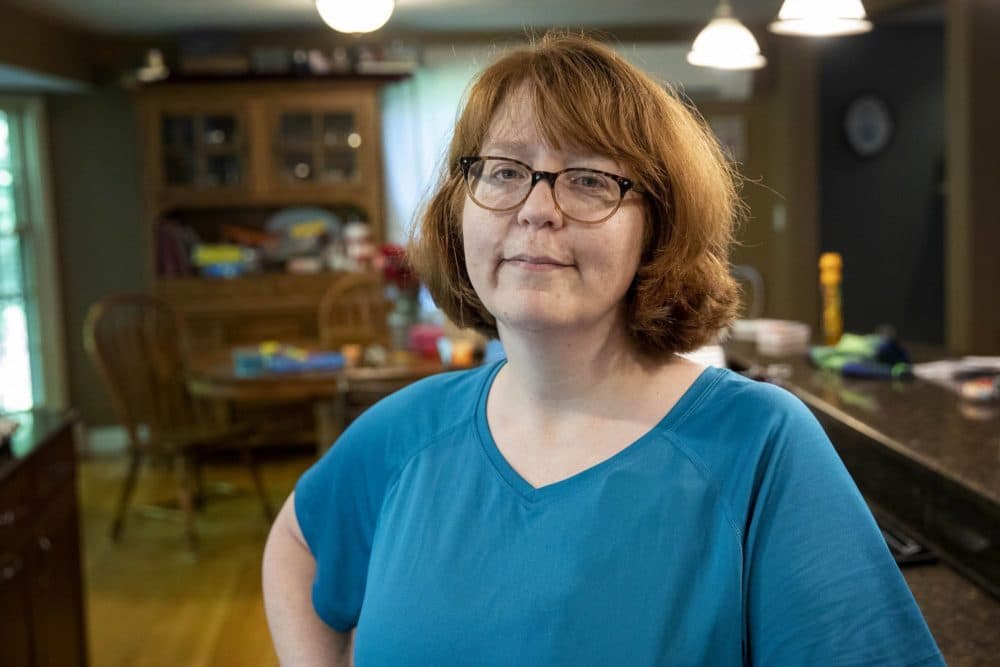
xmin=819 ymin=253 xmax=843 ymax=345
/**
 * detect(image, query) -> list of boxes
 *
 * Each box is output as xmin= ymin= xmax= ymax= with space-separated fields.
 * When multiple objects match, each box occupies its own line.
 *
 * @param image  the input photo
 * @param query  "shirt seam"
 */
xmin=656 ymin=425 xmax=747 ymax=664
xmin=656 ymin=429 xmax=744 ymax=548
xmin=377 ymin=363 xmax=501 ymax=507
xmin=662 ymin=366 xmax=726 ymax=434
xmin=379 ymin=416 xmax=478 ymax=518
xmin=654 ymin=369 xmax=742 ymax=540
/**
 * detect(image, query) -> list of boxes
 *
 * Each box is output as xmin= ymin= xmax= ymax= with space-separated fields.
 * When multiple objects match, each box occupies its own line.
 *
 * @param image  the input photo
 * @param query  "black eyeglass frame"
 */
xmin=458 ymin=155 xmax=643 ymax=224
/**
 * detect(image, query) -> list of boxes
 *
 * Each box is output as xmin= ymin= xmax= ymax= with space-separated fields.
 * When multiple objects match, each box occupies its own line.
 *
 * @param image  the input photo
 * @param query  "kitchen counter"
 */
xmin=724 ymin=340 xmax=998 ymax=507
xmin=902 ymin=561 xmax=1000 ymax=666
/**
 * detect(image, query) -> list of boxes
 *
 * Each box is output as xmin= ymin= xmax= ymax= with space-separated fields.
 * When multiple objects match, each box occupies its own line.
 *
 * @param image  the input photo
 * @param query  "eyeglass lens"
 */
xmin=465 ymin=158 xmax=622 ymax=223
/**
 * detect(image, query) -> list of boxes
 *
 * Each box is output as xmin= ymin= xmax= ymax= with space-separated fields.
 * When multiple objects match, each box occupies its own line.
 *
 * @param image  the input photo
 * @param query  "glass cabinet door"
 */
xmin=160 ymin=112 xmax=245 ymax=189
xmin=273 ymin=110 xmax=361 ymax=185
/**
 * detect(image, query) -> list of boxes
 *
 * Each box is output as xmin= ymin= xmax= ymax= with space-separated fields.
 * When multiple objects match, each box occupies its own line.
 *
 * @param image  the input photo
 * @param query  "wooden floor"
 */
xmin=79 ymin=452 xmax=312 ymax=667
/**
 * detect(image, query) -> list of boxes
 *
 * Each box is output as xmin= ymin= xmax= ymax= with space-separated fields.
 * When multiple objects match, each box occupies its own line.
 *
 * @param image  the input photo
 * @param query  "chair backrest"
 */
xmin=83 ymin=293 xmax=199 ymax=446
xmin=318 ymin=272 xmax=393 ymax=350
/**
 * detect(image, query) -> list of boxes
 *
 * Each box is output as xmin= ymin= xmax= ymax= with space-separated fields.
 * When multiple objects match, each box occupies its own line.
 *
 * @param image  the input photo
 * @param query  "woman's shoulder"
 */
xmin=364 ymin=360 xmax=498 ymax=424
xmin=301 ymin=362 xmax=498 ymax=504
xmin=681 ymin=365 xmax=815 ymax=429
xmin=661 ymin=366 xmax=831 ymax=492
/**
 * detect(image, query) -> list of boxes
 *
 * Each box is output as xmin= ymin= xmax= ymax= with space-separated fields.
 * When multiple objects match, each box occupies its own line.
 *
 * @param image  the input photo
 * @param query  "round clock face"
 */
xmin=844 ymin=95 xmax=894 ymax=157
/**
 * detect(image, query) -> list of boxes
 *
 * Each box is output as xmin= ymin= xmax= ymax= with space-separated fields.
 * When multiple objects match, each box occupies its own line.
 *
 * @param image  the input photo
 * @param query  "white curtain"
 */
xmin=379 ymin=44 xmax=503 ymax=244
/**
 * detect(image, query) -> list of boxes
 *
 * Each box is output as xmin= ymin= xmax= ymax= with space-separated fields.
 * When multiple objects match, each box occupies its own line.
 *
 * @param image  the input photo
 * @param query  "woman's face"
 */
xmin=461 ymin=100 xmax=647 ymax=339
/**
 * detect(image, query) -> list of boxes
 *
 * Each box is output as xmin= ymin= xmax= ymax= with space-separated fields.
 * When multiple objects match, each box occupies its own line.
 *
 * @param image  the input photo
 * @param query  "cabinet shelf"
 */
xmin=163 ymin=144 xmax=244 ymax=156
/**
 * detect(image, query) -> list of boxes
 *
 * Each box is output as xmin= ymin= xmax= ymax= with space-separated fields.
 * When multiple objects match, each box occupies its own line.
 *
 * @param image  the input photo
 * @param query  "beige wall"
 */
xmin=946 ymin=0 xmax=1000 ymax=353
xmin=47 ymin=90 xmax=148 ymax=425
xmin=700 ymin=35 xmax=821 ymax=328
xmin=0 ymin=3 xmax=96 ymax=84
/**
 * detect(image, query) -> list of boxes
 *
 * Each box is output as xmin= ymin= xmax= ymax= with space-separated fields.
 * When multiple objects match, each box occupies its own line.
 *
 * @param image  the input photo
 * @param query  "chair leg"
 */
xmin=174 ymin=454 xmax=199 ymax=553
xmin=110 ymin=449 xmax=143 ymax=542
xmin=193 ymin=460 xmax=206 ymax=511
xmin=241 ymin=447 xmax=274 ymax=522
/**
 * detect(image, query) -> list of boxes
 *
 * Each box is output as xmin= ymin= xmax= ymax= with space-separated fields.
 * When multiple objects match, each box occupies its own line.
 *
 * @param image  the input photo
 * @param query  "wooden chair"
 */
xmin=83 ymin=293 xmax=273 ymax=552
xmin=317 ymin=272 xmax=393 ymax=350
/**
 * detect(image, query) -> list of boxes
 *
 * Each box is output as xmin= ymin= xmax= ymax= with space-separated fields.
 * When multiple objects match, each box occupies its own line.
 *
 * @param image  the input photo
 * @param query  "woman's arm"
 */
xmin=263 ymin=493 xmax=353 ymax=666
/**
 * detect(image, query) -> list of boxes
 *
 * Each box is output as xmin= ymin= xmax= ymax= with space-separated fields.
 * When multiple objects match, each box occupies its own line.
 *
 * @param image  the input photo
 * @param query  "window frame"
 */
xmin=0 ymin=96 xmax=68 ymax=412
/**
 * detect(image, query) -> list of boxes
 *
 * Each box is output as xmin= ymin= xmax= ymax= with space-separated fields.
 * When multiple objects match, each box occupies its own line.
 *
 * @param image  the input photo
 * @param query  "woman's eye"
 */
xmin=571 ymin=173 xmax=608 ymax=189
xmin=491 ymin=167 xmax=525 ymax=181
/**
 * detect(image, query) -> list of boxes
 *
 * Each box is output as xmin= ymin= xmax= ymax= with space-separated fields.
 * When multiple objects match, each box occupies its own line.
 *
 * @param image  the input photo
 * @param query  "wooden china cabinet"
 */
xmin=138 ymin=79 xmax=391 ymax=350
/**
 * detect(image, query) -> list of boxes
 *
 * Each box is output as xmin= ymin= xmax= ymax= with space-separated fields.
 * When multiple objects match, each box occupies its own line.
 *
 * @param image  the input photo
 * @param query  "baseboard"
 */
xmin=81 ymin=424 xmax=128 ymax=458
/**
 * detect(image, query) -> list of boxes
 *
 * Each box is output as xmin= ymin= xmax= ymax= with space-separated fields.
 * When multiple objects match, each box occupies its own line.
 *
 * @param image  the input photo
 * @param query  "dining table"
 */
xmin=186 ymin=347 xmax=448 ymax=454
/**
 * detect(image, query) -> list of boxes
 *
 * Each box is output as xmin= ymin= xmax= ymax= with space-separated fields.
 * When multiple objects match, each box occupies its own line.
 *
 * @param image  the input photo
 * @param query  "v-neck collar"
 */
xmin=473 ymin=359 xmax=722 ymax=504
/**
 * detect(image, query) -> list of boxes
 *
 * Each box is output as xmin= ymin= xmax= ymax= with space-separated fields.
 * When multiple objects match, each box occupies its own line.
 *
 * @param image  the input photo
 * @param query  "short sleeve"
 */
xmin=744 ymin=397 xmax=944 ymax=666
xmin=295 ymin=416 xmax=395 ymax=631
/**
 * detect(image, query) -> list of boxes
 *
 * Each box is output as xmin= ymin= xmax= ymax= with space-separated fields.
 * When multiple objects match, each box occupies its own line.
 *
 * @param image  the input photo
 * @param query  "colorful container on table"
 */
xmin=232 ymin=342 xmax=344 ymax=376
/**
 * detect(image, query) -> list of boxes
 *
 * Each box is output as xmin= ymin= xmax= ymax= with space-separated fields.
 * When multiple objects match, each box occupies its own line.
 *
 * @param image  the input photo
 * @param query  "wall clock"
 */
xmin=844 ymin=94 xmax=894 ymax=157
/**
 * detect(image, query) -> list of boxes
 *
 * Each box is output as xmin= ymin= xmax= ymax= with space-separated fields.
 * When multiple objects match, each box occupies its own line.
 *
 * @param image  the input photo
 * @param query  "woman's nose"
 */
xmin=517 ymin=178 xmax=565 ymax=229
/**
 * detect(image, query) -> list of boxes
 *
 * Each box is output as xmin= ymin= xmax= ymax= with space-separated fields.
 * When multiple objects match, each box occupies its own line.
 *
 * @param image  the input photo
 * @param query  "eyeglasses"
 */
xmin=459 ymin=155 xmax=641 ymax=224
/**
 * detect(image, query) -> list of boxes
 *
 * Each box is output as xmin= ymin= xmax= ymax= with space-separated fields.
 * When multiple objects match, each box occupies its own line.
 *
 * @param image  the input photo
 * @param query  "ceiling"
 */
xmin=13 ymin=0 xmax=789 ymax=35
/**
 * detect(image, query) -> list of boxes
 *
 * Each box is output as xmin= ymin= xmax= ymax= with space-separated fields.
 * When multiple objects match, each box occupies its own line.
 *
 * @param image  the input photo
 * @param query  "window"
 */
xmin=0 ymin=109 xmax=33 ymax=411
xmin=0 ymin=99 xmax=64 ymax=413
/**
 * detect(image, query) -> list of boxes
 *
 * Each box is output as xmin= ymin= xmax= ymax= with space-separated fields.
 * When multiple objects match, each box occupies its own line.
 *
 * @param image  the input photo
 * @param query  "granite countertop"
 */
xmin=724 ymin=340 xmax=999 ymax=509
xmin=904 ymin=563 xmax=1000 ymax=666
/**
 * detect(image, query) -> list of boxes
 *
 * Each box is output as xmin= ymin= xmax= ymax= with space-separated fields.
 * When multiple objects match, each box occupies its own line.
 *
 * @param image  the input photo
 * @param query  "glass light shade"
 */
xmin=316 ymin=0 xmax=394 ymax=34
xmin=769 ymin=0 xmax=873 ymax=36
xmin=687 ymin=9 xmax=767 ymax=71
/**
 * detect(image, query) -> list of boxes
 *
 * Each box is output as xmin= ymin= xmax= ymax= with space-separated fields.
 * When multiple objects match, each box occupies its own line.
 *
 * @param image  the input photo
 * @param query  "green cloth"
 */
xmin=810 ymin=334 xmax=912 ymax=379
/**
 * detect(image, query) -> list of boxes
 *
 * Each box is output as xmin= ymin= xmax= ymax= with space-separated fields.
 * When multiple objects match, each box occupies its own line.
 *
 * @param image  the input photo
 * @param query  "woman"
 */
xmin=263 ymin=33 xmax=942 ymax=666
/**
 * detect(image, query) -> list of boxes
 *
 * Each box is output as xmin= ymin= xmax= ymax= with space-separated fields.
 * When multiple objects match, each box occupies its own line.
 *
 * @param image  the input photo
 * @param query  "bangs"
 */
xmin=525 ymin=55 xmax=641 ymax=169
xmin=454 ymin=42 xmax=659 ymax=186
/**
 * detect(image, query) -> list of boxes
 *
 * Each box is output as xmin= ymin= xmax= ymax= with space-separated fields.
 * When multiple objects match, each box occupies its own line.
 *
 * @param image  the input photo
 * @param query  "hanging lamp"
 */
xmin=687 ymin=1 xmax=767 ymax=71
xmin=769 ymin=0 xmax=873 ymax=37
xmin=316 ymin=0 xmax=394 ymax=34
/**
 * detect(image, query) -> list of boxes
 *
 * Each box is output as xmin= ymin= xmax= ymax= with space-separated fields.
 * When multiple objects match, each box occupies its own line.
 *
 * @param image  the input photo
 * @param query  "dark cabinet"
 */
xmin=0 ymin=550 xmax=34 ymax=666
xmin=0 ymin=412 xmax=87 ymax=667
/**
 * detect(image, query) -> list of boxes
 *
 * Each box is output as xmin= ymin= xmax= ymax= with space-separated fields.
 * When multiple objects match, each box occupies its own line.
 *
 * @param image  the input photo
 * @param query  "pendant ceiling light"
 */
xmin=769 ymin=0 xmax=873 ymax=37
xmin=687 ymin=1 xmax=767 ymax=71
xmin=316 ymin=0 xmax=394 ymax=34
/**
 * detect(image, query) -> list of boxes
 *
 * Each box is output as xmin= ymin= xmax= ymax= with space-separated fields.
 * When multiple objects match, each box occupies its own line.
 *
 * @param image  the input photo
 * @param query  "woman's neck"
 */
xmin=494 ymin=313 xmax=658 ymax=415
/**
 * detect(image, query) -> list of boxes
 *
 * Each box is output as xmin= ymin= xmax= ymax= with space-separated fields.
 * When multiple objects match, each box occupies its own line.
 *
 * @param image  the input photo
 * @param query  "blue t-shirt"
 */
xmin=295 ymin=362 xmax=943 ymax=666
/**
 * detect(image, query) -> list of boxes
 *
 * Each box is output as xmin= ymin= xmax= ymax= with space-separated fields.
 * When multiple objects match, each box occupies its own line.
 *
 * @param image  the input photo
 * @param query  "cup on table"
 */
xmin=341 ymin=343 xmax=363 ymax=368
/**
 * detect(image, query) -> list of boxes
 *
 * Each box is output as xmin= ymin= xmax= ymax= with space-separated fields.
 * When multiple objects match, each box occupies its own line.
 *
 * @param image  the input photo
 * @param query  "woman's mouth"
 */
xmin=502 ymin=254 xmax=573 ymax=271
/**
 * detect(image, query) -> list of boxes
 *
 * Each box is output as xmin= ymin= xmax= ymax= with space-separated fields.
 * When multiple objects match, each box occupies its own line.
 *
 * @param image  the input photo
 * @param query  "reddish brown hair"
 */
xmin=409 ymin=31 xmax=743 ymax=356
